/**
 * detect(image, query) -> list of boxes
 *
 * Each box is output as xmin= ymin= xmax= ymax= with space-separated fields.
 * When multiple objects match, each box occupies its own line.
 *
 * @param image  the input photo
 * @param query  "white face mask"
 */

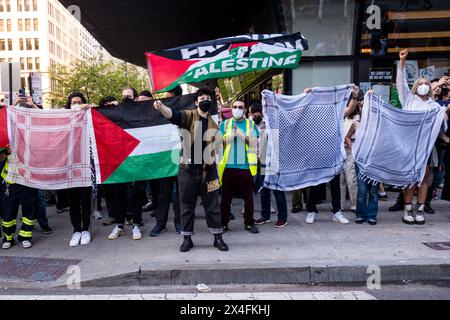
xmin=417 ymin=84 xmax=430 ymax=96
xmin=232 ymin=108 xmax=244 ymax=119
xmin=71 ymin=104 xmax=81 ymax=109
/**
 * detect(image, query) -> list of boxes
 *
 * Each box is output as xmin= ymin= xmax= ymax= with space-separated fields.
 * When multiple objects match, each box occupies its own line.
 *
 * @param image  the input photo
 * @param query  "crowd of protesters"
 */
xmin=1 ymin=48 xmax=450 ymax=252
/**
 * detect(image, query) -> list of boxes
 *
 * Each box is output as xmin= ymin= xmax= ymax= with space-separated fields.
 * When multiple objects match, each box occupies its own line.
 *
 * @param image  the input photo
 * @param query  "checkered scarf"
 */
xmin=5 ymin=106 xmax=92 ymax=189
xmin=353 ymin=93 xmax=446 ymax=188
xmin=261 ymin=85 xmax=353 ymax=191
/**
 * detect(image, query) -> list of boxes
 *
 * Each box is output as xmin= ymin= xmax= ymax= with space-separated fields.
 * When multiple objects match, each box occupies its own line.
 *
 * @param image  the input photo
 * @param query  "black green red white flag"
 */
xmin=146 ymin=33 xmax=308 ymax=93
xmin=90 ymin=94 xmax=212 ymax=184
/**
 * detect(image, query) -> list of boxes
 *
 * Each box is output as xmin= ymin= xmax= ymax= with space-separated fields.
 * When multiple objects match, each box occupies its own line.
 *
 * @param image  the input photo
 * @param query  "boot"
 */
xmin=179 ymin=235 xmax=193 ymax=252
xmin=424 ymin=187 xmax=435 ymax=214
xmin=389 ymin=191 xmax=404 ymax=212
xmin=214 ymin=234 xmax=229 ymax=252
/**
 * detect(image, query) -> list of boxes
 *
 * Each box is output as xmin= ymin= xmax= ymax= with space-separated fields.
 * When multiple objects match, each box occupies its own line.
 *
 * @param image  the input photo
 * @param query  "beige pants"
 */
xmin=340 ymin=147 xmax=357 ymax=210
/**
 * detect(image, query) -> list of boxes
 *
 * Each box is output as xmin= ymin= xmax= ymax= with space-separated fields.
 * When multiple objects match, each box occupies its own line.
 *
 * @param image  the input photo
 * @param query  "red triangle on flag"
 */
xmin=91 ymin=109 xmax=140 ymax=183
xmin=0 ymin=107 xmax=8 ymax=149
xmin=146 ymin=53 xmax=200 ymax=92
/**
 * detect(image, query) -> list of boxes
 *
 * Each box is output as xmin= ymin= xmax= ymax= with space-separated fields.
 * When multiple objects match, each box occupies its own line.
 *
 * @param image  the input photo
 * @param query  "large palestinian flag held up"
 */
xmin=90 ymin=94 xmax=216 ymax=185
xmin=146 ymin=33 xmax=308 ymax=93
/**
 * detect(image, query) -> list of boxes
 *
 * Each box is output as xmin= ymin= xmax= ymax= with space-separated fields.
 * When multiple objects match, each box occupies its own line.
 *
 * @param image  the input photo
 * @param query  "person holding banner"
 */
xmin=154 ymin=89 xmax=229 ymax=253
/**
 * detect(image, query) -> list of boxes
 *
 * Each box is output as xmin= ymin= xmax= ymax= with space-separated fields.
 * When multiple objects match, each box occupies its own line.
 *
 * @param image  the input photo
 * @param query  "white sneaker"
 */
xmin=2 ymin=242 xmax=12 ymax=250
xmin=415 ymin=207 xmax=426 ymax=225
xmin=306 ymin=212 xmax=316 ymax=224
xmin=21 ymin=240 xmax=33 ymax=249
xmin=92 ymin=210 xmax=103 ymax=220
xmin=132 ymin=226 xmax=142 ymax=240
xmin=333 ymin=211 xmax=350 ymax=224
xmin=108 ymin=226 xmax=125 ymax=240
xmin=70 ymin=232 xmax=82 ymax=247
xmin=403 ymin=205 xmax=415 ymax=225
xmin=80 ymin=231 xmax=92 ymax=246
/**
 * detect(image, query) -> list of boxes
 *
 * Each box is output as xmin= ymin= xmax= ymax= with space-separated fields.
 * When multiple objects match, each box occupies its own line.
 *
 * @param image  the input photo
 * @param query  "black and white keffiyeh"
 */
xmin=353 ymin=93 xmax=446 ymax=188
xmin=261 ymin=85 xmax=353 ymax=191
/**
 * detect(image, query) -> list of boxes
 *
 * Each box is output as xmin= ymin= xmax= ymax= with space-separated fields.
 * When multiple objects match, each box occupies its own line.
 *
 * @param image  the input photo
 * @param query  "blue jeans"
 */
xmin=356 ymin=167 xmax=379 ymax=220
xmin=36 ymin=190 xmax=48 ymax=227
xmin=259 ymin=175 xmax=288 ymax=222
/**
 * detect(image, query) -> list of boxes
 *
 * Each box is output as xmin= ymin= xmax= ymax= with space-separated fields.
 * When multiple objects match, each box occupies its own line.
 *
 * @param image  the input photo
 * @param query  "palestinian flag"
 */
xmin=90 ymin=94 xmax=216 ymax=184
xmin=146 ymin=33 xmax=308 ymax=93
xmin=0 ymin=107 xmax=8 ymax=149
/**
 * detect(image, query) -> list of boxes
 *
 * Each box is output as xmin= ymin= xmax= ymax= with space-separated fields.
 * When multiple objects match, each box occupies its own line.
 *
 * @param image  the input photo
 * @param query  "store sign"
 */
xmin=369 ymin=68 xmax=392 ymax=83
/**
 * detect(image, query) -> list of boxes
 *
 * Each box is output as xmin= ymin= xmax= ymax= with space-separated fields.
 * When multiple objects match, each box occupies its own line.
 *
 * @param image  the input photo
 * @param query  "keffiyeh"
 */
xmin=353 ymin=93 xmax=446 ymax=187
xmin=262 ymin=85 xmax=353 ymax=191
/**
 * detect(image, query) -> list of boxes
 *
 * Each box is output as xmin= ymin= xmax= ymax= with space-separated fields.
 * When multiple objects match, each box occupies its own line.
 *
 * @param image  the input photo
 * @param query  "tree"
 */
xmin=49 ymin=56 xmax=150 ymax=107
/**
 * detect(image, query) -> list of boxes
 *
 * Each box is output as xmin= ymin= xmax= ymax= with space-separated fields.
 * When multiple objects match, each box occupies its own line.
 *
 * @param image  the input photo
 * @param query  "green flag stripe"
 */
xmin=103 ymin=150 xmax=180 ymax=184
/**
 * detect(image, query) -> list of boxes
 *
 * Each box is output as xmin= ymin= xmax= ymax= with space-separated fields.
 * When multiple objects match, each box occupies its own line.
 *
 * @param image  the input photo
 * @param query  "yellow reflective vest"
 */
xmin=219 ymin=118 xmax=258 ymax=183
xmin=1 ymin=159 xmax=12 ymax=184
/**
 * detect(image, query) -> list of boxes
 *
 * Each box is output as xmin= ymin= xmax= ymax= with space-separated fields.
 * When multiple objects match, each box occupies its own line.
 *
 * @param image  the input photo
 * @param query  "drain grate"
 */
xmin=0 ymin=256 xmax=81 ymax=282
xmin=423 ymin=242 xmax=450 ymax=250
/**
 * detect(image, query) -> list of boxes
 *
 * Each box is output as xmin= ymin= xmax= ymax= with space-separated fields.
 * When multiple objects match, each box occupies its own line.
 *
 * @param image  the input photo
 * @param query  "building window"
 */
xmin=0 ymin=39 xmax=5 ymax=51
xmin=32 ymin=0 xmax=37 ymax=11
xmin=18 ymin=19 xmax=23 ymax=31
xmin=33 ymin=18 xmax=38 ymax=31
xmin=34 ymin=38 xmax=39 ymax=50
xmin=5 ymin=0 xmax=11 ymax=12
xmin=0 ymin=2 xmax=3 ymax=12
xmin=7 ymin=19 xmax=11 ymax=32
xmin=20 ymin=58 xmax=25 ymax=70
xmin=27 ymin=57 xmax=32 ymax=70
xmin=26 ymin=38 xmax=32 ymax=50
xmin=35 ymin=57 xmax=40 ymax=70
xmin=7 ymin=39 xmax=12 ymax=50
xmin=24 ymin=0 xmax=30 ymax=11
xmin=17 ymin=0 xmax=22 ymax=11
xmin=25 ymin=18 xmax=31 ymax=31
xmin=0 ymin=20 xmax=4 ymax=32
xmin=19 ymin=38 xmax=24 ymax=50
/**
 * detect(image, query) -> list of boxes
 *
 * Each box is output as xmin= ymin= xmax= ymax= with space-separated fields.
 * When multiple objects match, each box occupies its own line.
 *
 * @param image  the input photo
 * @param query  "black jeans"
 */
xmin=56 ymin=189 xmax=69 ymax=210
xmin=442 ymin=149 xmax=450 ymax=201
xmin=68 ymin=187 xmax=92 ymax=233
xmin=154 ymin=177 xmax=181 ymax=229
xmin=178 ymin=166 xmax=223 ymax=236
xmin=107 ymin=182 xmax=145 ymax=226
xmin=307 ymin=175 xmax=341 ymax=213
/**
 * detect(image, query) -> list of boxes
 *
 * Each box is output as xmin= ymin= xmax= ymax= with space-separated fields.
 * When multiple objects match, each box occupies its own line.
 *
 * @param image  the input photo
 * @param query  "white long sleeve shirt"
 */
xmin=396 ymin=65 xmax=440 ymax=111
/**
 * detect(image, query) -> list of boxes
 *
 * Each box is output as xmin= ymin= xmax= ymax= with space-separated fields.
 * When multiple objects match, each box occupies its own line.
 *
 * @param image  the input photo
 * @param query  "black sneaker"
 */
xmin=214 ymin=234 xmax=229 ymax=252
xmin=223 ymin=225 xmax=229 ymax=232
xmin=389 ymin=202 xmax=403 ymax=212
xmin=424 ymin=204 xmax=435 ymax=214
xmin=103 ymin=217 xmax=116 ymax=226
xmin=245 ymin=224 xmax=259 ymax=234
xmin=180 ymin=236 xmax=194 ymax=252
xmin=367 ymin=219 xmax=377 ymax=226
xmin=355 ymin=218 xmax=365 ymax=224
xmin=292 ymin=207 xmax=302 ymax=213
xmin=41 ymin=225 xmax=53 ymax=234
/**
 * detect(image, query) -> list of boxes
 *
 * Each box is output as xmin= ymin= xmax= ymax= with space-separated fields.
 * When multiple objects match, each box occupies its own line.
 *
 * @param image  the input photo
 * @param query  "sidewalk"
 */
xmin=1 ymin=192 xmax=450 ymax=288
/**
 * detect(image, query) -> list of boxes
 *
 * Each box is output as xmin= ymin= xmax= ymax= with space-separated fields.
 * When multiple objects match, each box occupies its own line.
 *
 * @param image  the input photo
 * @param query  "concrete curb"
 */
xmin=79 ymin=264 xmax=450 ymax=287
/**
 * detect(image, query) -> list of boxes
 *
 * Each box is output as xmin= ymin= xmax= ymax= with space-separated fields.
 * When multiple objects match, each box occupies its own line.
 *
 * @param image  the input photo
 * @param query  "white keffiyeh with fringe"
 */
xmin=353 ymin=93 xmax=446 ymax=188
xmin=261 ymin=85 xmax=353 ymax=191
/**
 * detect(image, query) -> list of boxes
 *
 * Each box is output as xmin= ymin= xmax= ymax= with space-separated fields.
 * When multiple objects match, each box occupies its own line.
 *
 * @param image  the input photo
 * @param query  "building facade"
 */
xmin=0 ymin=0 xmax=111 ymax=107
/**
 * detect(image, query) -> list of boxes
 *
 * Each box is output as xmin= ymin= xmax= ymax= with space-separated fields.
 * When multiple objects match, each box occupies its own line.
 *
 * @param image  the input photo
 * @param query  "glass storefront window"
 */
xmin=282 ymin=0 xmax=357 ymax=56
xmin=360 ymin=0 xmax=450 ymax=56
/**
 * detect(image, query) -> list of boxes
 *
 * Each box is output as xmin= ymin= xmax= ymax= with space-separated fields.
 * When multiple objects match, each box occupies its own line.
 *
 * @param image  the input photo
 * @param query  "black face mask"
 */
xmin=198 ymin=100 xmax=212 ymax=113
xmin=253 ymin=116 xmax=263 ymax=125
xmin=122 ymin=97 xmax=134 ymax=103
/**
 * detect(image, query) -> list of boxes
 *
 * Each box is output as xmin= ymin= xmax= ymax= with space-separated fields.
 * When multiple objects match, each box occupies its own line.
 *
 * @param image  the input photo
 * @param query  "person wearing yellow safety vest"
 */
xmin=219 ymin=100 xmax=260 ymax=234
xmin=1 ymin=147 xmax=39 ymax=249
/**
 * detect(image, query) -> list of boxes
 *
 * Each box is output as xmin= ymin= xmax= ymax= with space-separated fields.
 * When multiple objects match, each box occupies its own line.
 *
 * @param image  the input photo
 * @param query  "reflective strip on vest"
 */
xmin=219 ymin=118 xmax=258 ymax=183
xmin=1 ymin=160 xmax=13 ymax=184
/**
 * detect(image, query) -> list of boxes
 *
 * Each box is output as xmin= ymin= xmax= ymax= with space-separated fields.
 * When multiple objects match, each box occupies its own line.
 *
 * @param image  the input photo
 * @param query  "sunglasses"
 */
xmin=232 ymin=105 xmax=245 ymax=110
